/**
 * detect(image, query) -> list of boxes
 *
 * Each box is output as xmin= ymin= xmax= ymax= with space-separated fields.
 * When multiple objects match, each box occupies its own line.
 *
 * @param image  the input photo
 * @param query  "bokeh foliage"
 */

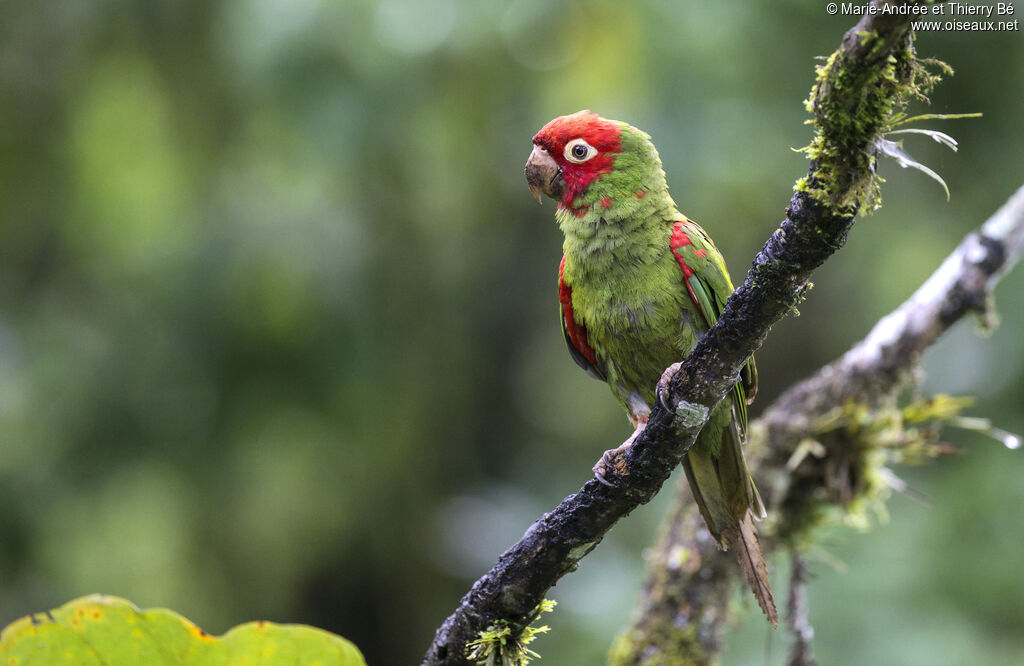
xmin=1 ymin=1 xmax=1022 ymax=664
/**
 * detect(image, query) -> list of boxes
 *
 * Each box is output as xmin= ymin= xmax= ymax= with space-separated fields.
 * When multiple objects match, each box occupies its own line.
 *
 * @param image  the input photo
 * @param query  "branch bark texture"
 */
xmin=616 ymin=184 xmax=1024 ymax=664
xmin=763 ymin=184 xmax=1024 ymax=447
xmin=424 ymin=3 xmax=934 ymax=664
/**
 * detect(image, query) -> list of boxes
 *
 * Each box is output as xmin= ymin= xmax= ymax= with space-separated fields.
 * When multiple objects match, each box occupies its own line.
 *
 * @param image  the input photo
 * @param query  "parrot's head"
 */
xmin=526 ymin=110 xmax=663 ymax=212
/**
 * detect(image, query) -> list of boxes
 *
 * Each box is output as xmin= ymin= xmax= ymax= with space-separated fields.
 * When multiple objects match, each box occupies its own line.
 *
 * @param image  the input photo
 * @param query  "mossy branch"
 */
xmin=614 ymin=184 xmax=1024 ymax=664
xmin=424 ymin=3 xmax=953 ymax=664
xmin=797 ymin=3 xmax=951 ymax=212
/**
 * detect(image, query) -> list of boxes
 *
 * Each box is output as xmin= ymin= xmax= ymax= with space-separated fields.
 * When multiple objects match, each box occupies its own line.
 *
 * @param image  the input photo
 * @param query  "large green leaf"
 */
xmin=0 ymin=595 xmax=366 ymax=665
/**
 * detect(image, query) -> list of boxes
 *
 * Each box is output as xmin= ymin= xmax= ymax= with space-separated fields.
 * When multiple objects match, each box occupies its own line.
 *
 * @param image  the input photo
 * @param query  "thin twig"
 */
xmin=786 ymin=554 xmax=816 ymax=666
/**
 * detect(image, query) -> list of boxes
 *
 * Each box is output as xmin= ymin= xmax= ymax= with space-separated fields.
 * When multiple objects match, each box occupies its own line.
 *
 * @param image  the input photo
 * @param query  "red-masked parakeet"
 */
xmin=525 ymin=110 xmax=777 ymax=625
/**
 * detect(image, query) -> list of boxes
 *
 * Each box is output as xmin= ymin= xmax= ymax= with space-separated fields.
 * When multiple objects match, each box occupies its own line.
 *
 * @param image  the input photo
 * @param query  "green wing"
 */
xmin=670 ymin=217 xmax=766 ymax=523
xmin=669 ymin=219 xmax=759 ymax=422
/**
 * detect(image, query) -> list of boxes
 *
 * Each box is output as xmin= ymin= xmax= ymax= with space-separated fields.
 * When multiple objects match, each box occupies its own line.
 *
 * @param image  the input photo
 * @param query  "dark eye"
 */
xmin=563 ymin=138 xmax=597 ymax=164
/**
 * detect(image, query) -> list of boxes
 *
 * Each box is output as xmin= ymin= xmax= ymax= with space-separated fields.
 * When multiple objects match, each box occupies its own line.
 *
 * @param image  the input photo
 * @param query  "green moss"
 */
xmin=466 ymin=599 xmax=556 ymax=666
xmin=774 ymin=394 xmax=972 ymax=544
xmin=796 ymin=30 xmax=952 ymax=215
xmin=606 ymin=537 xmax=710 ymax=666
xmin=607 ymin=623 xmax=705 ymax=666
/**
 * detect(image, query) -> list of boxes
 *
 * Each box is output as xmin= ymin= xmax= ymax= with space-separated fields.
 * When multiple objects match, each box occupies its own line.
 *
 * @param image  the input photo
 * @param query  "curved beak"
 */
xmin=525 ymin=145 xmax=564 ymax=204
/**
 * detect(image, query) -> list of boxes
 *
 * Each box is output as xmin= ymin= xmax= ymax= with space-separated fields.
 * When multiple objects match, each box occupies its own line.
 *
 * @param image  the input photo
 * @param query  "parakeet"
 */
xmin=525 ymin=110 xmax=777 ymax=625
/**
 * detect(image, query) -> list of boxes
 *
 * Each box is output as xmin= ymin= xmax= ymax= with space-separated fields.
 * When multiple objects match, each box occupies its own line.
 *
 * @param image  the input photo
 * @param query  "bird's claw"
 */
xmin=656 ymin=362 xmax=683 ymax=411
xmin=592 ymin=449 xmax=618 ymax=487
xmin=593 ymin=440 xmax=636 ymax=487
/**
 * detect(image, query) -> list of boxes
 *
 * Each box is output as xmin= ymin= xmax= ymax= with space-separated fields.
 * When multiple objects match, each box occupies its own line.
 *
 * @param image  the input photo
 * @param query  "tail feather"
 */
xmin=730 ymin=511 xmax=778 ymax=626
xmin=683 ymin=410 xmax=778 ymax=625
xmin=749 ymin=477 xmax=767 ymax=520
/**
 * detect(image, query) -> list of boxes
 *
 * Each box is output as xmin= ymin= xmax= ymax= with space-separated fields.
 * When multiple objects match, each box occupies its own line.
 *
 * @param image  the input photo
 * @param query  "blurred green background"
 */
xmin=1 ymin=1 xmax=1022 ymax=664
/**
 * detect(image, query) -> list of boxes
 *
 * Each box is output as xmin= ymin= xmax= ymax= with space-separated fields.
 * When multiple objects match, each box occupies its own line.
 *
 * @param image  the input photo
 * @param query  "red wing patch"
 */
xmin=670 ymin=221 xmax=702 ymax=314
xmin=559 ymin=255 xmax=599 ymax=367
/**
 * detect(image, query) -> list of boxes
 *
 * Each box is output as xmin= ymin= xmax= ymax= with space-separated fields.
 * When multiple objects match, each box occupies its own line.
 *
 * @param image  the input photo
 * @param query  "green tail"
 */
xmin=682 ymin=402 xmax=777 ymax=626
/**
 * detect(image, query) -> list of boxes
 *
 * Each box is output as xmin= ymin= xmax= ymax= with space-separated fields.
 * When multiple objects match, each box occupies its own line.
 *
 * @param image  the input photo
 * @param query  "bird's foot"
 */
xmin=656 ymin=362 xmax=683 ymax=411
xmin=593 ymin=423 xmax=645 ymax=487
xmin=592 ymin=445 xmax=626 ymax=487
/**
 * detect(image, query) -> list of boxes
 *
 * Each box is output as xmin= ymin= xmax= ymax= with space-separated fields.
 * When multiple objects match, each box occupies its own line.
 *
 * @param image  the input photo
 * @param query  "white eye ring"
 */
xmin=563 ymin=138 xmax=598 ymax=164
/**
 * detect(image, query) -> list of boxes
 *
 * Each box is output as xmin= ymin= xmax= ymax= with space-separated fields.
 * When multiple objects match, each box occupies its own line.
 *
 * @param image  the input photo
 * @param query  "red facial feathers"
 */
xmin=532 ymin=110 xmax=622 ymax=206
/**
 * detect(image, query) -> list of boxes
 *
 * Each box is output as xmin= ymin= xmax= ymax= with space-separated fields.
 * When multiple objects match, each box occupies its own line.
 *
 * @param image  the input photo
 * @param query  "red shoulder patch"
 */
xmin=669 ymin=221 xmax=702 ymax=313
xmin=559 ymin=255 xmax=599 ymax=367
xmin=670 ymin=221 xmax=695 ymax=278
xmin=670 ymin=222 xmax=692 ymax=249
